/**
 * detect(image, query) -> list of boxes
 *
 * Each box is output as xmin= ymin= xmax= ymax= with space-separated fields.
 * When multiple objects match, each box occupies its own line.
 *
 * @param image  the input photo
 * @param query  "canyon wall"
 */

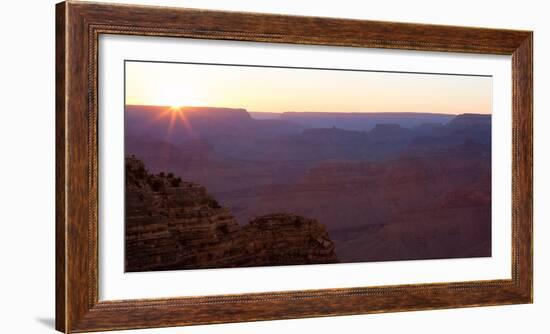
xmin=125 ymin=156 xmax=338 ymax=272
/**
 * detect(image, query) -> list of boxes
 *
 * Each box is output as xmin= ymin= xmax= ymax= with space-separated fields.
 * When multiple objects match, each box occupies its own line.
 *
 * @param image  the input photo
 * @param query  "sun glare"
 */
xmin=169 ymin=105 xmax=183 ymax=111
xmin=151 ymin=86 xmax=206 ymax=109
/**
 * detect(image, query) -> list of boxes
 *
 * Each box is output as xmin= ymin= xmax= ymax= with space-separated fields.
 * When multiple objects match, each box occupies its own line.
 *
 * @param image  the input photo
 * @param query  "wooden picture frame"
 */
xmin=56 ymin=1 xmax=533 ymax=332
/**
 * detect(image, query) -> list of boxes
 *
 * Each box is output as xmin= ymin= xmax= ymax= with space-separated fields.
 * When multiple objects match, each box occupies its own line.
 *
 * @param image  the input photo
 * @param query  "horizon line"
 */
xmin=123 ymin=104 xmax=495 ymax=116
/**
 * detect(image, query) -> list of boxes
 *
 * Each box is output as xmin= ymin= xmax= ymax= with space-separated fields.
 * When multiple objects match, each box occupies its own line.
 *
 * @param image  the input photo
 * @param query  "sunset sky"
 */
xmin=125 ymin=61 xmax=492 ymax=114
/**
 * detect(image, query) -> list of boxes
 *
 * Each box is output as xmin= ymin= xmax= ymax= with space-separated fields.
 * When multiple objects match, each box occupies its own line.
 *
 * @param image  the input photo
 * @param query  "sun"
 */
xmin=153 ymin=86 xmax=205 ymax=109
xmin=162 ymin=96 xmax=202 ymax=109
xmin=169 ymin=105 xmax=184 ymax=111
xmin=156 ymin=104 xmax=195 ymax=136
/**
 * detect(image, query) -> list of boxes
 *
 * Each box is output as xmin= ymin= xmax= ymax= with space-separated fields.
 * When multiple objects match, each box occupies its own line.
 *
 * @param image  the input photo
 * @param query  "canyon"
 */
xmin=125 ymin=106 xmax=492 ymax=266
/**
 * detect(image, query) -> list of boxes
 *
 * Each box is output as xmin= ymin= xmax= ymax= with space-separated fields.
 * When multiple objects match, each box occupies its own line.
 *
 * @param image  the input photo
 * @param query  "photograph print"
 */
xmin=124 ymin=61 xmax=492 ymax=272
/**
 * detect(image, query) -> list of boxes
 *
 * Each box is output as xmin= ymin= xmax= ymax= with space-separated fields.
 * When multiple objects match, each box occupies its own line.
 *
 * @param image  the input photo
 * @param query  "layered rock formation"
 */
xmin=125 ymin=156 xmax=338 ymax=272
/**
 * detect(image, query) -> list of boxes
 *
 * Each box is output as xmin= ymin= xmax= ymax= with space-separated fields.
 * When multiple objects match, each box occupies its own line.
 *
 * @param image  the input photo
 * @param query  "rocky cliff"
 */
xmin=125 ymin=156 xmax=338 ymax=272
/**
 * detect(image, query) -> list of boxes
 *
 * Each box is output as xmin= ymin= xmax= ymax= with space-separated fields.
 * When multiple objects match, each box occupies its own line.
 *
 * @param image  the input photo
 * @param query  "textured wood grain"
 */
xmin=511 ymin=34 xmax=533 ymax=301
xmin=55 ymin=1 xmax=533 ymax=332
xmin=55 ymin=2 xmax=67 ymax=332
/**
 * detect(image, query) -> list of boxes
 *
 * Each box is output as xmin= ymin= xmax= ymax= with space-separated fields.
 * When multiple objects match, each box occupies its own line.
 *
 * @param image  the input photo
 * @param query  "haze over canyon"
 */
xmin=125 ymin=105 xmax=491 ymax=269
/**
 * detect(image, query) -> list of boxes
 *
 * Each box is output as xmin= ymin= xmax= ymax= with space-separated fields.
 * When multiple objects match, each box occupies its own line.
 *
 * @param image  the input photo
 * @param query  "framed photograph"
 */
xmin=56 ymin=1 xmax=532 ymax=332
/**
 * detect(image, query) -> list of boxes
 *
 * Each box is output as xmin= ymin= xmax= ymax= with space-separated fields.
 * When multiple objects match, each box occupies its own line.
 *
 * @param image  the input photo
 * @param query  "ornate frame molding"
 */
xmin=56 ymin=1 xmax=532 ymax=332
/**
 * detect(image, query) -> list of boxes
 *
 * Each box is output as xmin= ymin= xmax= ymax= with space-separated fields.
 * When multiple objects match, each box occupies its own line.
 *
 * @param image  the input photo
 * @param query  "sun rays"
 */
xmin=152 ymin=105 xmax=196 ymax=139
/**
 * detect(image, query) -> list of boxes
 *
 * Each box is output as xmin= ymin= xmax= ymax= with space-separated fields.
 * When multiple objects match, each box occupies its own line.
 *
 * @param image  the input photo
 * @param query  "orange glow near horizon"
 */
xmin=151 ymin=105 xmax=195 ymax=138
xmin=125 ymin=61 xmax=492 ymax=115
